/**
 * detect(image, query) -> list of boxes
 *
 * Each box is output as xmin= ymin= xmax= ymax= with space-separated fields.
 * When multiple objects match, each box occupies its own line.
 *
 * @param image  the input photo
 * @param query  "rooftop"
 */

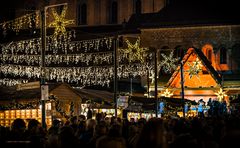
xmin=127 ymin=0 xmax=240 ymax=29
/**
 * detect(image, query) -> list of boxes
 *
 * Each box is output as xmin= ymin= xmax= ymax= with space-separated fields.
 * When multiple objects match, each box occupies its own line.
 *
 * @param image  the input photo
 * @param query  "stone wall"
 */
xmin=140 ymin=25 xmax=240 ymax=51
xmin=140 ymin=25 xmax=240 ymax=71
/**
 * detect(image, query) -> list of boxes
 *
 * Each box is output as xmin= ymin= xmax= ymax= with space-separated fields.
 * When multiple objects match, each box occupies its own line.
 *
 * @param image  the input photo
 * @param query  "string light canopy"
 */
xmin=161 ymin=88 xmax=173 ymax=98
xmin=0 ymin=34 xmax=155 ymax=87
xmin=122 ymin=37 xmax=147 ymax=63
xmin=159 ymin=51 xmax=179 ymax=73
xmin=187 ymin=57 xmax=203 ymax=79
xmin=0 ymin=63 xmax=152 ymax=87
xmin=48 ymin=6 xmax=74 ymax=36
xmin=215 ymin=88 xmax=227 ymax=102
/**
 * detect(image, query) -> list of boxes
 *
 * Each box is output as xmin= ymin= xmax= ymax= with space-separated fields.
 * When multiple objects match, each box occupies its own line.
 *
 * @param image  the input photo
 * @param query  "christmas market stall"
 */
xmin=0 ymin=82 xmax=81 ymax=127
xmin=74 ymin=88 xmax=115 ymax=118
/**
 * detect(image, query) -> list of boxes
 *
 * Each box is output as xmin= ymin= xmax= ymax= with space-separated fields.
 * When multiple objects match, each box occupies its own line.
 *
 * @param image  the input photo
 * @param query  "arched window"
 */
xmin=136 ymin=0 xmax=141 ymax=14
xmin=207 ymin=49 xmax=212 ymax=63
xmin=174 ymin=46 xmax=184 ymax=59
xmin=111 ymin=1 xmax=118 ymax=23
xmin=220 ymin=47 xmax=227 ymax=64
xmin=81 ymin=4 xmax=87 ymax=24
xmin=77 ymin=3 xmax=87 ymax=25
xmin=77 ymin=4 xmax=81 ymax=25
xmin=202 ymin=44 xmax=213 ymax=64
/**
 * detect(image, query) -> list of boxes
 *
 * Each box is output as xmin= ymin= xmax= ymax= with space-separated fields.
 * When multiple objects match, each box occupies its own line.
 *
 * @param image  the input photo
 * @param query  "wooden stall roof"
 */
xmin=0 ymin=83 xmax=81 ymax=102
xmin=74 ymin=88 xmax=113 ymax=104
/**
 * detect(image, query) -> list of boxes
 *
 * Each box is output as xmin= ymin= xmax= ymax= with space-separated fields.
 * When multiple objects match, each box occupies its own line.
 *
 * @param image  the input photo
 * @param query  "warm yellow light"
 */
xmin=187 ymin=57 xmax=203 ymax=79
xmin=48 ymin=6 xmax=74 ymax=36
xmin=123 ymin=37 xmax=147 ymax=63
xmin=215 ymin=88 xmax=227 ymax=102
xmin=161 ymin=89 xmax=173 ymax=98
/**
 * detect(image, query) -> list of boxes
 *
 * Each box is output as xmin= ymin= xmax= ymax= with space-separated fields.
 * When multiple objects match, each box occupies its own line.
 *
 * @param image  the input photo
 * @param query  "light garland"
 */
xmin=159 ymin=51 xmax=179 ymax=73
xmin=48 ymin=6 xmax=74 ymax=36
xmin=0 ymin=78 xmax=28 ymax=86
xmin=0 ymin=101 xmax=39 ymax=110
xmin=1 ymin=52 xmax=113 ymax=66
xmin=1 ymin=35 xmax=113 ymax=55
xmin=1 ymin=37 xmax=114 ymax=67
xmin=117 ymin=63 xmax=152 ymax=78
xmin=1 ymin=31 xmax=75 ymax=55
xmin=161 ymin=89 xmax=173 ymax=98
xmin=0 ymin=63 xmax=153 ymax=86
xmin=121 ymin=37 xmax=147 ymax=63
xmin=0 ymin=11 xmax=40 ymax=33
xmin=186 ymin=57 xmax=202 ymax=79
xmin=215 ymin=88 xmax=227 ymax=102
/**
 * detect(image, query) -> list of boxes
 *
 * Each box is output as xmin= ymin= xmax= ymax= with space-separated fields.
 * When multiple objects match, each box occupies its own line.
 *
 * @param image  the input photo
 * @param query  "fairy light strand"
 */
xmin=0 ymin=11 xmax=40 ymax=33
xmin=0 ymin=63 xmax=154 ymax=86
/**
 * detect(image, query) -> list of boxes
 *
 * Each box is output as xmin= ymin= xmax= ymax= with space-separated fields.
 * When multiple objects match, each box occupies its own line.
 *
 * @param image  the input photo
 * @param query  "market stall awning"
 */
xmin=74 ymin=88 xmax=113 ymax=105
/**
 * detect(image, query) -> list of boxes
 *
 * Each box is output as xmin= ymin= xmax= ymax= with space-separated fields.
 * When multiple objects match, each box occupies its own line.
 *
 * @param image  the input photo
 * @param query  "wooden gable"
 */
xmin=168 ymin=48 xmax=221 ymax=89
xmin=50 ymin=83 xmax=81 ymax=102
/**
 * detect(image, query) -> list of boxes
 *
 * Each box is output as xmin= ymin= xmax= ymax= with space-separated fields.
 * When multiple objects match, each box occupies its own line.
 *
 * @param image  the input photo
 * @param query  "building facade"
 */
xmin=14 ymin=0 xmax=165 ymax=26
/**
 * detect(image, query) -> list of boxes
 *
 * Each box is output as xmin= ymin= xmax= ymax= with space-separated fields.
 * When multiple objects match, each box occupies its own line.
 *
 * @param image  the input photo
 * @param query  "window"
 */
xmin=81 ymin=4 xmax=87 ymax=24
xmin=207 ymin=49 xmax=212 ymax=64
xmin=174 ymin=46 xmax=184 ymax=59
xmin=111 ymin=1 xmax=118 ymax=23
xmin=77 ymin=4 xmax=81 ymax=25
xmin=220 ymin=47 xmax=227 ymax=64
xmin=77 ymin=3 xmax=87 ymax=25
xmin=136 ymin=0 xmax=141 ymax=14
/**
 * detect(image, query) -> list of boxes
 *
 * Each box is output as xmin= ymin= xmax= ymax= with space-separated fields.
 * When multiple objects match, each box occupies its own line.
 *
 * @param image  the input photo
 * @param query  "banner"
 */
xmin=41 ymin=85 xmax=49 ymax=100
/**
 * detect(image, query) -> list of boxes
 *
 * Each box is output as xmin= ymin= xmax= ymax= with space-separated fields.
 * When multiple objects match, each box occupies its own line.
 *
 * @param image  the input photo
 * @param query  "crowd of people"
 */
xmin=0 ymin=110 xmax=240 ymax=148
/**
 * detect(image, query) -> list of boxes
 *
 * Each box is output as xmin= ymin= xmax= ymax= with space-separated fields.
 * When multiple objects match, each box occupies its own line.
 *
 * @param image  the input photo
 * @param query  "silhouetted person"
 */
xmin=8 ymin=118 xmax=27 ymax=141
xmin=96 ymin=123 xmax=126 ymax=148
xmin=59 ymin=126 xmax=79 ymax=148
xmin=136 ymin=118 xmax=167 ymax=148
xmin=26 ymin=119 xmax=45 ymax=148
xmin=87 ymin=108 xmax=93 ymax=119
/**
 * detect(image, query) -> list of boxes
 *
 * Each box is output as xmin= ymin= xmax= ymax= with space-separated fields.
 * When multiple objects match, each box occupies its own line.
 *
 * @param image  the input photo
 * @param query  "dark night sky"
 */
xmin=0 ymin=0 xmax=238 ymax=23
xmin=0 ymin=1 xmax=20 ymax=22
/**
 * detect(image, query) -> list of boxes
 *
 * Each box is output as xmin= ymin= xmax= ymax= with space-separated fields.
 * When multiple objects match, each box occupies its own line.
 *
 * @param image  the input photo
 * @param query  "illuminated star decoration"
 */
xmin=49 ymin=6 xmax=74 ymax=37
xmin=187 ymin=57 xmax=203 ymax=79
xmin=161 ymin=89 xmax=173 ymax=98
xmin=160 ymin=51 xmax=179 ymax=73
xmin=215 ymin=88 xmax=227 ymax=102
xmin=124 ymin=37 xmax=147 ymax=63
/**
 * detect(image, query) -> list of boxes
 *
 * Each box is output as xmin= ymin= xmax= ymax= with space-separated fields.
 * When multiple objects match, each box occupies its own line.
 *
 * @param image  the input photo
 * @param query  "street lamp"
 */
xmin=40 ymin=3 xmax=68 ymax=129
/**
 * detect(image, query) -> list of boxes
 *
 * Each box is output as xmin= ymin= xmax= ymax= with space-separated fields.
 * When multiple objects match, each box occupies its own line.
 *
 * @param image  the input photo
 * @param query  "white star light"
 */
xmin=160 ymin=51 xmax=179 ymax=73
xmin=187 ymin=57 xmax=202 ymax=79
